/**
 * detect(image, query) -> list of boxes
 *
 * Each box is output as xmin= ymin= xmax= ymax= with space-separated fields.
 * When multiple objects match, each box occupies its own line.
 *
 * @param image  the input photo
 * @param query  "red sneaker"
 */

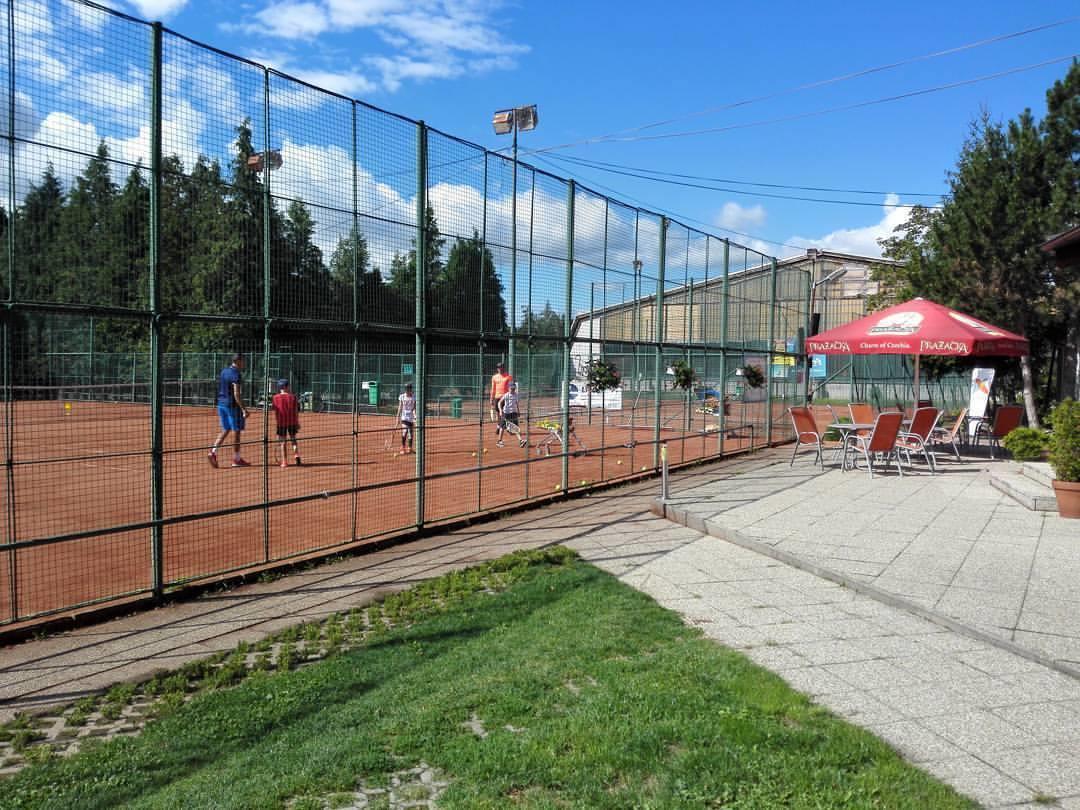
xmin=207 ymin=451 xmax=218 ymax=468
xmin=232 ymin=458 xmax=251 ymax=468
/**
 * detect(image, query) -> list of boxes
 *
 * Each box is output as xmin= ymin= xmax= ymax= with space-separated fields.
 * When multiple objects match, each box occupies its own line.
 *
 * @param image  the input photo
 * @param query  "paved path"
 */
xmin=655 ymin=453 xmax=1080 ymax=675
xmin=2 ymin=450 xmax=1079 ymax=807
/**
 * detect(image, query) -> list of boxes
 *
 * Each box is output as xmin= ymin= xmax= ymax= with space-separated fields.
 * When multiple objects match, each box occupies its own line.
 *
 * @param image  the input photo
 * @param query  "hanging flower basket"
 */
xmin=585 ymin=358 xmax=621 ymax=393
xmin=740 ymin=364 xmax=765 ymax=389
xmin=670 ymin=360 xmax=696 ymax=392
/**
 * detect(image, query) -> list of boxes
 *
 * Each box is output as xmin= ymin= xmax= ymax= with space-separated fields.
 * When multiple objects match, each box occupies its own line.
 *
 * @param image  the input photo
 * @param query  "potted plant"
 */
xmin=1048 ymin=399 xmax=1080 ymax=519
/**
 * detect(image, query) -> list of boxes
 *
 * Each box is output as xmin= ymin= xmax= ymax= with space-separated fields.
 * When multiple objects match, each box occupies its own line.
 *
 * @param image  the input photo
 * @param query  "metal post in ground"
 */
xmin=415 ymin=122 xmax=428 ymax=528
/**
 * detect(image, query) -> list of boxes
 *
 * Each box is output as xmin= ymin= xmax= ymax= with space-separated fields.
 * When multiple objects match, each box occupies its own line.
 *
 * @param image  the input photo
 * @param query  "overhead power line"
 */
xmin=517 ymin=16 xmax=1080 ymax=155
xmin=549 ymin=153 xmax=946 ymax=199
xmin=529 ymin=154 xmax=809 ymax=252
xmin=527 ymin=53 xmax=1080 ymax=154
xmin=541 ymin=152 xmax=941 ymax=209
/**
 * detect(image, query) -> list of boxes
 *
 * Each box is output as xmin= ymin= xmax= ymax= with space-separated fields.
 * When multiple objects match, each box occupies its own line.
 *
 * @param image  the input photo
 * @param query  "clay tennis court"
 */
xmin=0 ymin=396 xmax=775 ymax=624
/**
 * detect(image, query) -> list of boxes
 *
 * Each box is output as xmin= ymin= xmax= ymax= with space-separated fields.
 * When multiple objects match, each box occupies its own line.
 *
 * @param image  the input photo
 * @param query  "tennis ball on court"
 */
xmin=617 ymin=460 xmax=622 ymax=465
xmin=471 ymin=451 xmax=476 ymax=457
xmin=554 ymin=484 xmax=560 ymax=491
xmin=641 ymin=465 xmax=647 ymax=471
xmin=580 ymin=480 xmax=587 ymax=486
xmin=483 ymin=448 xmax=488 ymax=453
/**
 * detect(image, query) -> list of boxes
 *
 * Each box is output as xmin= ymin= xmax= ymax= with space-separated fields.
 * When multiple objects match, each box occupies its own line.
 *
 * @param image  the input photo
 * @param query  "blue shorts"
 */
xmin=217 ymin=404 xmax=245 ymax=432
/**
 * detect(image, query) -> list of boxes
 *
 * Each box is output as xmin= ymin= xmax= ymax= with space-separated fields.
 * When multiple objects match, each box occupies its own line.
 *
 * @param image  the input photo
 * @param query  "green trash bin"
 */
xmin=451 ymin=397 xmax=463 ymax=418
xmin=368 ymin=382 xmax=379 ymax=407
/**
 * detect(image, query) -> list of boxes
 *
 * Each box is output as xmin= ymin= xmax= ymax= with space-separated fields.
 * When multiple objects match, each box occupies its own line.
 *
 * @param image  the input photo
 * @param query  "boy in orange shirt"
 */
xmin=272 ymin=378 xmax=302 ymax=468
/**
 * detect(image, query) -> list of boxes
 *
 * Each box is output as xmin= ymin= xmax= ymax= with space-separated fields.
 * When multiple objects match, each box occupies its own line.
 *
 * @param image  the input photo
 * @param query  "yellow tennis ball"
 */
xmin=641 ymin=466 xmax=647 ymax=471
xmin=580 ymin=479 xmax=586 ymax=485
xmin=471 ymin=452 xmax=476 ymax=457
xmin=617 ymin=460 xmax=622 ymax=465
xmin=483 ymin=448 xmax=488 ymax=454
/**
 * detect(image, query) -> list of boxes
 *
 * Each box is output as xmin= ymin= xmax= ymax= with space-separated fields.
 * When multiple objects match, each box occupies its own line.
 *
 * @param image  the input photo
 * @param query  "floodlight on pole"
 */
xmin=492 ymin=105 xmax=539 ymax=378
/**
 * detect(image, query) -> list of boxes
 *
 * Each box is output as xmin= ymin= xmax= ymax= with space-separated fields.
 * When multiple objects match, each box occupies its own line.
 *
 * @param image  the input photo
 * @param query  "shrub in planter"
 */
xmin=1048 ymin=399 xmax=1080 ymax=519
xmin=1000 ymin=427 xmax=1049 ymax=462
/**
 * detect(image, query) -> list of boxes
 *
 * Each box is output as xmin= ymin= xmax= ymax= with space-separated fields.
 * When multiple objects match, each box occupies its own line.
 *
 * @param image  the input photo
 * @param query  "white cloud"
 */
xmin=127 ymin=0 xmax=188 ymax=19
xmin=255 ymin=1 xmax=330 ymax=39
xmin=68 ymin=1 xmax=109 ymax=30
xmin=238 ymin=0 xmax=527 ymax=93
xmin=76 ymin=72 xmax=147 ymax=115
xmin=365 ymin=54 xmax=459 ymax=92
xmin=786 ymin=194 xmax=911 ymax=258
xmin=326 ymin=0 xmax=410 ymax=27
xmin=292 ymin=69 xmax=377 ymax=97
xmin=716 ymin=201 xmax=766 ymax=231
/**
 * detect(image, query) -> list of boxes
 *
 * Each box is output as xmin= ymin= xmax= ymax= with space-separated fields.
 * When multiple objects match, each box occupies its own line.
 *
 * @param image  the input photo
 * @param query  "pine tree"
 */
xmin=435 ymin=230 xmax=507 ymax=332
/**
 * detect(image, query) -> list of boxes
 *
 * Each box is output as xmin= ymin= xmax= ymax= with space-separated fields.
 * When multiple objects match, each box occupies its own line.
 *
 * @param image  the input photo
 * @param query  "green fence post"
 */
xmin=4 ymin=0 xmax=13 ymax=615
xmin=719 ymin=239 xmax=730 ymax=452
xmin=653 ymin=217 xmax=667 ymax=468
xmin=415 ymin=121 xmax=427 ymax=528
xmin=766 ymin=256 xmax=778 ymax=446
xmin=148 ymin=22 xmax=164 ymax=599
xmin=350 ymin=98 xmax=360 ymax=542
xmin=260 ymin=65 xmax=272 ymax=563
xmin=562 ymin=180 xmax=574 ymax=494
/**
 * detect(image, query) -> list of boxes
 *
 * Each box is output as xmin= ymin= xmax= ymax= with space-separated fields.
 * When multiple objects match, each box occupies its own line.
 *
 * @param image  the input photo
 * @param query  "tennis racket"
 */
xmin=502 ymin=416 xmax=528 ymax=447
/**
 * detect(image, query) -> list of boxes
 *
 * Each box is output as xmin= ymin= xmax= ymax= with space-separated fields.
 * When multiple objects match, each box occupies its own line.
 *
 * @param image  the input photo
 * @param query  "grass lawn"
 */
xmin=0 ymin=548 xmax=974 ymax=809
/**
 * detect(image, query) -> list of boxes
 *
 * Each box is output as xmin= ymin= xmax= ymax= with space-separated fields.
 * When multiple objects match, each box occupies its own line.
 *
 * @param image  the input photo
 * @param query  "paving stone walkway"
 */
xmin=2 ymin=450 xmax=1079 ymax=807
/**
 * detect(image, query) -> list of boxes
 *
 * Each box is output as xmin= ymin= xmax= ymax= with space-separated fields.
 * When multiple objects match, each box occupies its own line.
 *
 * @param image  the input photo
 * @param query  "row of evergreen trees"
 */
xmin=0 ymin=119 xmax=542 ymax=358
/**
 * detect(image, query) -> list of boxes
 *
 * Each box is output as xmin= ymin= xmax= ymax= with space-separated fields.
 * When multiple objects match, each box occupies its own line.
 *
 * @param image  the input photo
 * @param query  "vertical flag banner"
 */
xmin=969 ymin=367 xmax=995 ymax=438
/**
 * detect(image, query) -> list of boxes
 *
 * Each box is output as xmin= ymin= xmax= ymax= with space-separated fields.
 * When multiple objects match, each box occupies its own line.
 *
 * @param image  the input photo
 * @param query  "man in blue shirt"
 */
xmin=208 ymin=353 xmax=250 ymax=468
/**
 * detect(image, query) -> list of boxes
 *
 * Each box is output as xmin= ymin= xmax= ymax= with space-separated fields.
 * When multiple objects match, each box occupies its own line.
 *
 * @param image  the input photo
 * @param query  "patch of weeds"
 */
xmin=11 ymin=729 xmax=43 ymax=753
xmin=145 ymin=691 xmax=185 ymax=721
xmin=253 ymin=652 xmax=272 ymax=672
xmin=277 ymin=643 xmax=297 ymax=672
xmin=21 ymin=743 xmax=53 ymax=765
xmin=67 ymin=697 xmax=97 ymax=727
xmin=327 ymin=792 xmax=355 ymax=808
xmin=209 ymin=658 xmax=247 ymax=689
xmin=303 ymin=623 xmax=322 ymax=645
xmin=160 ymin=673 xmax=189 ymax=695
xmin=1033 ymin=793 xmax=1059 ymax=805
xmin=254 ymin=638 xmax=273 ymax=652
xmin=368 ymin=796 xmax=390 ymax=810
xmin=289 ymin=796 xmax=322 ymax=810
xmin=99 ymin=702 xmax=123 ymax=722
xmin=106 ymin=683 xmax=136 ymax=706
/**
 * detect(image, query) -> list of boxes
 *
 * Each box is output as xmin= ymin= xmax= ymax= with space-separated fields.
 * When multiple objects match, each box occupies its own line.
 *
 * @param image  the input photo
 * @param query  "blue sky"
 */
xmin=31 ymin=0 xmax=1080 ymax=260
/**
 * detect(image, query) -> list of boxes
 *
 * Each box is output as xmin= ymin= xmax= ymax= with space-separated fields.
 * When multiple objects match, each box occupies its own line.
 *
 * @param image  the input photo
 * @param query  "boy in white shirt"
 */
xmin=396 ymin=383 xmax=416 ymax=455
xmin=497 ymin=382 xmax=526 ymax=448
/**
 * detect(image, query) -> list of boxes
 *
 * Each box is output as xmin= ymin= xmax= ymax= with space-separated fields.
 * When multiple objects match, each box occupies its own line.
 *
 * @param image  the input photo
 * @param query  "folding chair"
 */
xmin=974 ymin=404 xmax=1024 ymax=459
xmin=895 ymin=407 xmax=941 ymax=473
xmin=848 ymin=402 xmax=875 ymax=427
xmin=788 ymin=406 xmax=823 ymax=467
xmin=844 ymin=411 xmax=905 ymax=479
xmin=930 ymin=407 xmax=967 ymax=461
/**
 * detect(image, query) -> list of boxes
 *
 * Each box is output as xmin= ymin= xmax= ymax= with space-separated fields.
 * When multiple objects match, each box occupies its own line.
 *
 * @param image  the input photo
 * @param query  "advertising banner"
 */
xmin=968 ymin=367 xmax=995 ymax=438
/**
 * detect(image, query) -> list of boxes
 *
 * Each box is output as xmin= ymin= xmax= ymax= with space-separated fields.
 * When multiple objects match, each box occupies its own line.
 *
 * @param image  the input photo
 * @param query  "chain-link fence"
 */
xmin=0 ymin=0 xmax=822 ymax=625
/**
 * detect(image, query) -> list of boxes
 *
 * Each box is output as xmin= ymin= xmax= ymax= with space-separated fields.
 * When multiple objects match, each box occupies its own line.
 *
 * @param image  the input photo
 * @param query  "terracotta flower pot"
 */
xmin=1051 ymin=479 xmax=1080 ymax=519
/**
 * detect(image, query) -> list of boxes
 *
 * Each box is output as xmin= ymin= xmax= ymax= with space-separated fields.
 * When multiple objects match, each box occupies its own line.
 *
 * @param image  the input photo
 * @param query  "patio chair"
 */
xmin=788 ymin=406 xmax=824 ymax=467
xmin=848 ymin=402 xmax=875 ymax=426
xmin=929 ymin=407 xmax=967 ymax=461
xmin=895 ymin=407 xmax=941 ymax=473
xmin=973 ymin=404 xmax=1024 ymax=459
xmin=844 ymin=410 xmax=905 ymax=479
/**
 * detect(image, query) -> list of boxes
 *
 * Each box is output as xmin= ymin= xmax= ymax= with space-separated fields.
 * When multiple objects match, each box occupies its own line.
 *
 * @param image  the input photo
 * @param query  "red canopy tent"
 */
xmin=804 ymin=298 xmax=1029 ymax=407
